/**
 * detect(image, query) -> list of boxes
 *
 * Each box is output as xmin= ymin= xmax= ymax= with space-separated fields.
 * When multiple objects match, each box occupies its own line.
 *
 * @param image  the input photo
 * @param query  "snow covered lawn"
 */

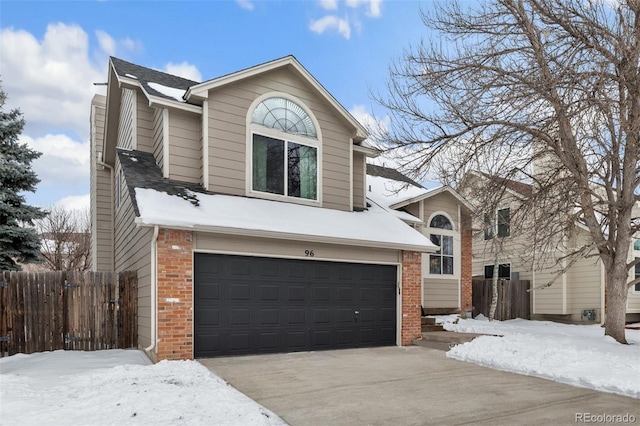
xmin=0 ymin=349 xmax=285 ymax=426
xmin=440 ymin=316 xmax=640 ymax=399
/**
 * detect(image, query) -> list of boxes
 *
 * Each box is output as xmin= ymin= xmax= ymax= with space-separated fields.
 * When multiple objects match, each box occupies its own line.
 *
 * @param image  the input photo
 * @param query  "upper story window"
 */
xmin=249 ymin=96 xmax=319 ymax=201
xmin=429 ymin=214 xmax=454 ymax=275
xmin=634 ymin=239 xmax=640 ymax=251
xmin=484 ymin=263 xmax=511 ymax=280
xmin=484 ymin=207 xmax=510 ymax=239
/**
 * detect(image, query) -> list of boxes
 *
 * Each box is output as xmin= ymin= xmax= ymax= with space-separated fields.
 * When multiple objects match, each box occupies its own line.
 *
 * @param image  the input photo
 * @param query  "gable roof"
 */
xmin=185 ymin=55 xmax=368 ymax=141
xmin=110 ymin=57 xmax=199 ymax=103
xmin=118 ymin=149 xmax=437 ymax=253
xmin=479 ymin=172 xmax=533 ymax=198
xmin=366 ymin=164 xmax=474 ymax=212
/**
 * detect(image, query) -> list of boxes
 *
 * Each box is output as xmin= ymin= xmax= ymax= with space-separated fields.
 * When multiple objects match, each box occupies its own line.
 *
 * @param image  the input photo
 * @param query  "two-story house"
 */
xmin=460 ymin=170 xmax=640 ymax=324
xmin=90 ymin=56 xmax=472 ymax=362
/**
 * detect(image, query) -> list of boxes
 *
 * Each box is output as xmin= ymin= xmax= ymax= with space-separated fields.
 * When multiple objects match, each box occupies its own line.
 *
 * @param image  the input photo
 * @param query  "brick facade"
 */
xmin=156 ymin=229 xmax=194 ymax=361
xmin=461 ymin=228 xmax=473 ymax=312
xmin=401 ymin=250 xmax=422 ymax=345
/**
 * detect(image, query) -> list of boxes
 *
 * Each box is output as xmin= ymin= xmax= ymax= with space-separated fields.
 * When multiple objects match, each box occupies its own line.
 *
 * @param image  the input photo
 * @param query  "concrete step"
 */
xmin=421 ymin=324 xmax=444 ymax=332
xmin=421 ymin=317 xmax=437 ymax=325
xmin=414 ymin=331 xmax=492 ymax=351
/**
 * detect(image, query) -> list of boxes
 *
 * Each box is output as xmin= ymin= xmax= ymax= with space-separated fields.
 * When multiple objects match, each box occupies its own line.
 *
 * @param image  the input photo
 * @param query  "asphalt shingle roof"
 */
xmin=480 ymin=172 xmax=533 ymax=197
xmin=366 ymin=164 xmax=424 ymax=189
xmin=110 ymin=57 xmax=199 ymax=102
xmin=117 ymin=149 xmax=207 ymax=216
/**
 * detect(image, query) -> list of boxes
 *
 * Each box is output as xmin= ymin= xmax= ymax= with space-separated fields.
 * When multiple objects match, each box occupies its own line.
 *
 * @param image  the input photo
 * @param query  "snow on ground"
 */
xmin=439 ymin=316 xmax=640 ymax=399
xmin=0 ymin=350 xmax=285 ymax=426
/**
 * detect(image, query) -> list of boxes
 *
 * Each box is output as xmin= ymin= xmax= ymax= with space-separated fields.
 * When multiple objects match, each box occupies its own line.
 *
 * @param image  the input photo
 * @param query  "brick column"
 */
xmin=401 ymin=250 xmax=422 ymax=345
xmin=156 ymin=229 xmax=193 ymax=360
xmin=461 ymin=228 xmax=473 ymax=312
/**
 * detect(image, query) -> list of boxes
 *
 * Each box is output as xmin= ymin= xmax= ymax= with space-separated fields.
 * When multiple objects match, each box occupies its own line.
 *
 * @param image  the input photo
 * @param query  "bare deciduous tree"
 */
xmin=36 ymin=206 xmax=91 ymax=271
xmin=373 ymin=0 xmax=640 ymax=343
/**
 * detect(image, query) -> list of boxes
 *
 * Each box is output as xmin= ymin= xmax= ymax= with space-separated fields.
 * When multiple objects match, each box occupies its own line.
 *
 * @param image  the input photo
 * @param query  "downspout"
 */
xmin=145 ymin=225 xmax=160 ymax=353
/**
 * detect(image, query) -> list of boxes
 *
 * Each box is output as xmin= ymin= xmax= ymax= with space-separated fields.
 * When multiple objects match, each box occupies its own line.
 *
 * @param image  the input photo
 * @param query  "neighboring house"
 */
xmin=460 ymin=171 xmax=640 ymax=323
xmin=89 ymin=56 xmax=470 ymax=362
xmin=365 ymin=164 xmax=473 ymax=315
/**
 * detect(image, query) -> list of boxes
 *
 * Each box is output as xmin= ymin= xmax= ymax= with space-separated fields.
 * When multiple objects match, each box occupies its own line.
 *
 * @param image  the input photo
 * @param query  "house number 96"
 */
xmin=305 ymin=250 xmax=315 ymax=257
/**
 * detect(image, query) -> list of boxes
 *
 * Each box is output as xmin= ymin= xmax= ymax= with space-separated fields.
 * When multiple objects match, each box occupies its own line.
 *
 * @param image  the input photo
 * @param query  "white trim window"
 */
xmin=484 ymin=263 xmax=511 ymax=280
xmin=428 ymin=214 xmax=454 ymax=275
xmin=484 ymin=207 xmax=510 ymax=240
xmin=249 ymin=96 xmax=319 ymax=201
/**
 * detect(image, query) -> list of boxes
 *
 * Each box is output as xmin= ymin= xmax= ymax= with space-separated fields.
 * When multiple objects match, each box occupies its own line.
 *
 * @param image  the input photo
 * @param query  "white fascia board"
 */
xmin=353 ymin=144 xmax=380 ymax=157
xmin=134 ymin=218 xmax=438 ymax=254
xmin=390 ymin=186 xmax=475 ymax=212
xmin=185 ymin=56 xmax=367 ymax=138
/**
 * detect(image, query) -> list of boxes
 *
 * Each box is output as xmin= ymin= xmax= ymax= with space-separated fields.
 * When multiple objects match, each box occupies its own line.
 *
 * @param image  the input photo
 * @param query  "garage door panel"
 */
xmin=194 ymin=253 xmax=397 ymax=357
xmin=287 ymin=285 xmax=306 ymax=302
xmin=260 ymin=284 xmax=280 ymax=301
xmin=229 ymin=309 xmax=251 ymax=326
xmin=287 ymin=309 xmax=306 ymax=325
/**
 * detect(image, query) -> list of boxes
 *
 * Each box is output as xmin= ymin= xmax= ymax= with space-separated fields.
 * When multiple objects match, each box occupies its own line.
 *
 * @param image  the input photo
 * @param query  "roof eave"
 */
xmin=185 ymin=56 xmax=368 ymax=139
xmin=134 ymin=218 xmax=438 ymax=253
xmin=389 ymin=186 xmax=475 ymax=211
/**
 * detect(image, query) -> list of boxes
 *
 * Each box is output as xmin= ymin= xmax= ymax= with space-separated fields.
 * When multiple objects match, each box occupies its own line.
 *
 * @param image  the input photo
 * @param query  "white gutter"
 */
xmin=134 ymin=218 xmax=438 ymax=253
xmin=145 ymin=225 xmax=160 ymax=353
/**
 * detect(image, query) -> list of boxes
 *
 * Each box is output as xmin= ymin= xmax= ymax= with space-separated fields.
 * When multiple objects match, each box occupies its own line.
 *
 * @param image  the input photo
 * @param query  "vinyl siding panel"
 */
xmin=566 ymin=255 xmax=602 ymax=320
xmin=422 ymin=193 xmax=460 ymax=228
xmin=206 ymin=67 xmax=353 ymax=209
xmin=136 ymin=94 xmax=154 ymax=153
xmin=422 ymin=277 xmax=460 ymax=308
xmin=113 ymin=156 xmax=152 ymax=348
xmin=353 ymin=152 xmax=365 ymax=210
xmin=168 ymin=110 xmax=201 ymax=183
xmin=152 ymin=108 xmax=164 ymax=172
xmin=117 ymin=88 xmax=136 ymax=150
xmin=194 ymin=232 xmax=399 ymax=264
xmin=531 ymin=257 xmax=565 ymax=314
xmin=90 ymin=95 xmax=114 ymax=271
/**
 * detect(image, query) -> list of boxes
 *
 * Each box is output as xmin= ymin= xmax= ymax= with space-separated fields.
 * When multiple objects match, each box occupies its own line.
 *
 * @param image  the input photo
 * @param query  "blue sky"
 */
xmin=1 ymin=0 xmax=432 ymax=210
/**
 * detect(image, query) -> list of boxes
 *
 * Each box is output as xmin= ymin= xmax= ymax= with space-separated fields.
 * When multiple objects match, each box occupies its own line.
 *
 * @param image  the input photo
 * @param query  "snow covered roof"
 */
xmin=118 ymin=149 xmax=437 ymax=252
xmin=110 ymin=57 xmax=198 ymax=103
xmin=135 ymin=188 xmax=437 ymax=252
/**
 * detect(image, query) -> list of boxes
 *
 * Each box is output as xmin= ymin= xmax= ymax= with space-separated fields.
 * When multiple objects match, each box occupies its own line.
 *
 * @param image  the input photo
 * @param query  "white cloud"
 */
xmin=0 ymin=24 xmax=137 ymax=139
xmin=349 ymin=104 xmax=390 ymax=137
xmin=236 ymin=0 xmax=254 ymax=11
xmin=319 ymin=0 xmax=338 ymax=10
xmin=20 ymin=134 xmax=90 ymax=186
xmin=163 ymin=62 xmax=202 ymax=82
xmin=55 ymin=194 xmax=90 ymax=212
xmin=346 ymin=0 xmax=383 ymax=17
xmin=309 ymin=15 xmax=351 ymax=40
xmin=95 ymin=30 xmax=116 ymax=56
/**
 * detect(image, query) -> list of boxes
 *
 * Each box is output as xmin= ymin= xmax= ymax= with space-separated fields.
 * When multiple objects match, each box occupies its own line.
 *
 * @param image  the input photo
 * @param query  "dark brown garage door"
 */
xmin=194 ymin=253 xmax=397 ymax=357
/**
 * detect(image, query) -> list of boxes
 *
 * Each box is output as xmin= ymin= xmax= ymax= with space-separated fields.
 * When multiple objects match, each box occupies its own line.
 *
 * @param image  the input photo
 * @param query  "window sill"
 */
xmin=247 ymin=190 xmax=322 ymax=207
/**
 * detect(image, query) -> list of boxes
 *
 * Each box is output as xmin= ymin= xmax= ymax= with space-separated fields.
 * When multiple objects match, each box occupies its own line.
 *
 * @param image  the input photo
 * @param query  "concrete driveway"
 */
xmin=199 ymin=346 xmax=639 ymax=426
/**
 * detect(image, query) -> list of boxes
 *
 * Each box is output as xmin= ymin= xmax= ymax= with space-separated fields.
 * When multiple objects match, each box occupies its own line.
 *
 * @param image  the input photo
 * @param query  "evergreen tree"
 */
xmin=0 ymin=87 xmax=46 ymax=270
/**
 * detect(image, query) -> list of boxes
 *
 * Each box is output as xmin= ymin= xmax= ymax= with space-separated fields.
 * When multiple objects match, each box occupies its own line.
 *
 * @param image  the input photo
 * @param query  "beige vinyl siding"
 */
xmin=566 ymin=255 xmax=602 ymax=319
xmin=136 ymin=93 xmax=155 ymax=153
xmin=352 ymin=152 xmax=365 ymax=210
xmin=117 ymin=88 xmax=136 ymax=150
xmin=113 ymin=156 xmax=152 ymax=347
xmin=531 ymin=256 xmax=565 ymax=314
xmin=194 ymin=232 xmax=399 ymax=264
xmin=168 ymin=110 xmax=201 ymax=183
xmin=206 ymin=68 xmax=353 ymax=210
xmin=423 ymin=277 xmax=459 ymax=308
xmin=422 ymin=193 xmax=460 ymax=227
xmin=152 ymin=108 xmax=164 ymax=172
xmin=90 ymin=95 xmax=114 ymax=271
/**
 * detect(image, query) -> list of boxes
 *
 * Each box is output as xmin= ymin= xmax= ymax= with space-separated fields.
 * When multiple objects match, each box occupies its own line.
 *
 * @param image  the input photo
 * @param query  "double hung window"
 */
xmin=250 ymin=97 xmax=318 ymax=201
xmin=429 ymin=214 xmax=454 ymax=275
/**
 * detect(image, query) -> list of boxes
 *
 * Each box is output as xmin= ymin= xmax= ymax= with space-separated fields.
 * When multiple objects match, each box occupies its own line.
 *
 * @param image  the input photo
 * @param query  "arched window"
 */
xmin=252 ymin=97 xmax=317 ymax=138
xmin=430 ymin=214 xmax=452 ymax=230
xmin=249 ymin=96 xmax=319 ymax=201
xmin=429 ymin=213 xmax=454 ymax=275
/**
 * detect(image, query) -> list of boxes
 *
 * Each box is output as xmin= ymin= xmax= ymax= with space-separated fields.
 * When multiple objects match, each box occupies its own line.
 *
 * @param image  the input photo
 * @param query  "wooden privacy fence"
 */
xmin=0 ymin=271 xmax=137 ymax=357
xmin=472 ymin=279 xmax=531 ymax=321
